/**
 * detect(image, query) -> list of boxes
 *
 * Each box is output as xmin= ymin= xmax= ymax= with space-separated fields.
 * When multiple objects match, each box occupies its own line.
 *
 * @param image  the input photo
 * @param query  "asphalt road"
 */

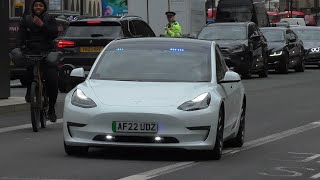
xmin=1 ymin=69 xmax=320 ymax=180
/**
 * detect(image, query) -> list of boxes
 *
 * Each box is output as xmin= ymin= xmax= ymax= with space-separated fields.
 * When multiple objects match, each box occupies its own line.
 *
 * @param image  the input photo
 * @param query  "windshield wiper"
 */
xmin=91 ymin=34 xmax=104 ymax=37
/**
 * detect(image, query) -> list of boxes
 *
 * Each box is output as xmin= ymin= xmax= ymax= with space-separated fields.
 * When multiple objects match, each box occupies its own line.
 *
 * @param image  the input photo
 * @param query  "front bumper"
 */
xmin=268 ymin=54 xmax=284 ymax=69
xmin=305 ymin=53 xmax=320 ymax=65
xmin=63 ymin=101 xmax=220 ymax=150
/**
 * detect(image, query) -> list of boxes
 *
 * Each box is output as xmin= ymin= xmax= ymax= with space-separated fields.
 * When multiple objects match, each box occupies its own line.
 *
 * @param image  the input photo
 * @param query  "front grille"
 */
xmin=93 ymin=135 xmax=179 ymax=144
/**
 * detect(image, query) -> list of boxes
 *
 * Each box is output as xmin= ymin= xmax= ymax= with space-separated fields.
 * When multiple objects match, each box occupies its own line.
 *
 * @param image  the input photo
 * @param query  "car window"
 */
xmin=128 ymin=21 xmax=136 ymax=37
xmin=198 ymin=25 xmax=247 ymax=40
xmin=133 ymin=20 xmax=155 ymax=37
xmin=121 ymin=20 xmax=132 ymax=38
xmin=66 ymin=22 xmax=122 ymax=38
xmin=216 ymin=47 xmax=228 ymax=81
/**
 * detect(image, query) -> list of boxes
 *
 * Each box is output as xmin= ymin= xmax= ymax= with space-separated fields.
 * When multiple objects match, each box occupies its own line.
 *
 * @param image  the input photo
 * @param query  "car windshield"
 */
xmin=198 ymin=25 xmax=247 ymax=40
xmin=66 ymin=24 xmax=122 ymax=38
xmin=261 ymin=30 xmax=285 ymax=42
xmin=90 ymin=42 xmax=212 ymax=82
xmin=293 ymin=29 xmax=320 ymax=41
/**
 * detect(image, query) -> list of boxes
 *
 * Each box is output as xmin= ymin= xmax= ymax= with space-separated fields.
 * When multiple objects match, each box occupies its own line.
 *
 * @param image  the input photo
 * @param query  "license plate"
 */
xmin=80 ymin=46 xmax=103 ymax=53
xmin=112 ymin=121 xmax=158 ymax=133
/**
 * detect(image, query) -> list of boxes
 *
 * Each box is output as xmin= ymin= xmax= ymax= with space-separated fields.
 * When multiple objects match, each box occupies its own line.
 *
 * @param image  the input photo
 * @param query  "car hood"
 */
xmin=302 ymin=41 xmax=320 ymax=49
xmin=214 ymin=40 xmax=248 ymax=48
xmin=88 ymin=80 xmax=212 ymax=107
xmin=268 ymin=42 xmax=285 ymax=52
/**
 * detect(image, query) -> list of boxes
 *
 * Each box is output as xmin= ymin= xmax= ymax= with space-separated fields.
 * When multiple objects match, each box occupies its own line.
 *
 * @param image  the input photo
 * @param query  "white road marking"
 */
xmin=0 ymin=177 xmax=76 ymax=180
xmin=0 ymin=119 xmax=63 ymax=133
xmin=119 ymin=120 xmax=320 ymax=180
xmin=311 ymin=172 xmax=320 ymax=179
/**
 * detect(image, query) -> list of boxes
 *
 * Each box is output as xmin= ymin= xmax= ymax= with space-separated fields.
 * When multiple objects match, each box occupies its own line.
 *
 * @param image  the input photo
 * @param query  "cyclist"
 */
xmin=18 ymin=0 xmax=59 ymax=122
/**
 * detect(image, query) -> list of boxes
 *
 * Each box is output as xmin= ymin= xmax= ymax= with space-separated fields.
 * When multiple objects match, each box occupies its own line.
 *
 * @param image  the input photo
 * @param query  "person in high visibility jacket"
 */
xmin=164 ymin=11 xmax=183 ymax=38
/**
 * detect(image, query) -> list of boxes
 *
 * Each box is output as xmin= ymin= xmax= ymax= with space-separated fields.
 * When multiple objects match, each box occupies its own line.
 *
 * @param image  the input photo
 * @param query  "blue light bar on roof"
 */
xmin=170 ymin=48 xmax=185 ymax=52
xmin=116 ymin=48 xmax=124 ymax=51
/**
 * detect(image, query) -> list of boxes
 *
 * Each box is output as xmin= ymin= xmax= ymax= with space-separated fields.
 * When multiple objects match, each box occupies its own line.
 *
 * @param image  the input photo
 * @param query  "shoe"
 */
xmin=48 ymin=107 xmax=57 ymax=123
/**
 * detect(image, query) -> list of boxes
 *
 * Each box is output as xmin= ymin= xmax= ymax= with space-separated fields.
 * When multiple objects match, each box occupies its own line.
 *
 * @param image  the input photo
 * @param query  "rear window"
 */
xmin=66 ymin=22 xmax=122 ymax=38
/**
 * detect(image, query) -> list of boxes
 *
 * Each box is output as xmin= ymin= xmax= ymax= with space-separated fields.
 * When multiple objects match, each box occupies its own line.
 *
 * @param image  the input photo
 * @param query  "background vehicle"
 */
xmin=261 ymin=27 xmax=305 ymax=73
xmin=279 ymin=11 xmax=305 ymax=19
xmin=128 ymin=0 xmax=207 ymax=37
xmin=292 ymin=27 xmax=320 ymax=68
xmin=281 ymin=18 xmax=306 ymax=26
xmin=9 ymin=17 xmax=69 ymax=86
xmin=198 ymin=22 xmax=269 ymax=79
xmin=215 ymin=0 xmax=270 ymax=27
xmin=63 ymin=38 xmax=246 ymax=160
xmin=55 ymin=16 xmax=156 ymax=92
xmin=268 ymin=11 xmax=280 ymax=23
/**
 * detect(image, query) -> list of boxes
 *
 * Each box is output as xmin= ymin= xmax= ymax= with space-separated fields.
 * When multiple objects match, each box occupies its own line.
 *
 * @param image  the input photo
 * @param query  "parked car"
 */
xmin=55 ymin=15 xmax=156 ymax=92
xmin=260 ymin=27 xmax=305 ymax=73
xmin=292 ymin=26 xmax=320 ymax=68
xmin=281 ymin=18 xmax=306 ymax=26
xmin=216 ymin=0 xmax=270 ymax=27
xmin=198 ymin=22 xmax=269 ymax=79
xmin=9 ymin=17 xmax=69 ymax=86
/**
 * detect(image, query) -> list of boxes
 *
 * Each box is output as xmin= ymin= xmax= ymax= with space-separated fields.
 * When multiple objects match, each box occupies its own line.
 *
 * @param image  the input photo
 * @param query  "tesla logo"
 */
xmin=311 ymin=48 xmax=320 ymax=53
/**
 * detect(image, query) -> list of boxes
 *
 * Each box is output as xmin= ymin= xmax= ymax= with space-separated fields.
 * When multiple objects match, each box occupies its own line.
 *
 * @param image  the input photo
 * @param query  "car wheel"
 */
xmin=227 ymin=99 xmax=246 ymax=147
xmin=279 ymin=54 xmax=289 ymax=74
xmin=295 ymin=56 xmax=305 ymax=72
xmin=207 ymin=108 xmax=224 ymax=160
xmin=64 ymin=142 xmax=88 ymax=156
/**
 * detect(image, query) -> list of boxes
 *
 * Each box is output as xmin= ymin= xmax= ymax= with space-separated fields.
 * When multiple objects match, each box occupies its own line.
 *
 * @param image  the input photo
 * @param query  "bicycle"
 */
xmin=25 ymin=54 xmax=49 ymax=132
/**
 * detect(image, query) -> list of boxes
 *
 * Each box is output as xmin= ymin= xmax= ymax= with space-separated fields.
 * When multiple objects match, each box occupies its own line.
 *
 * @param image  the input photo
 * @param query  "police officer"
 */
xmin=164 ymin=11 xmax=183 ymax=38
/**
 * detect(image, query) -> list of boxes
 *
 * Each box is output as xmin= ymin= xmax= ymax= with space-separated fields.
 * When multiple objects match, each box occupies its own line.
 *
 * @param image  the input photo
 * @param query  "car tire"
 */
xmin=295 ymin=56 xmax=305 ymax=72
xmin=279 ymin=54 xmax=289 ymax=74
xmin=207 ymin=107 xmax=224 ymax=160
xmin=227 ymin=99 xmax=246 ymax=147
xmin=64 ymin=142 xmax=88 ymax=156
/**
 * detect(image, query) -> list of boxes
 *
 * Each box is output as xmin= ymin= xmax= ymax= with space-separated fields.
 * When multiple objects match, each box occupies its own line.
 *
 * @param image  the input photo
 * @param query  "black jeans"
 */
xmin=25 ymin=64 xmax=58 ymax=108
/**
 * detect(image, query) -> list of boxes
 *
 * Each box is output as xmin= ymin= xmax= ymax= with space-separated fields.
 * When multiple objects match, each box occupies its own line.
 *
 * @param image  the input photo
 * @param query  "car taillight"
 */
xmin=87 ymin=21 xmax=101 ymax=24
xmin=57 ymin=40 xmax=75 ymax=49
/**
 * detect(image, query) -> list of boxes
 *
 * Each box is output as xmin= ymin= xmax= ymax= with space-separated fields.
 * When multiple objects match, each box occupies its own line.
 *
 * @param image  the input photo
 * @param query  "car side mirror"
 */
xmin=69 ymin=68 xmax=86 ymax=91
xmin=70 ymin=68 xmax=85 ymax=78
xmin=218 ymin=71 xmax=241 ymax=84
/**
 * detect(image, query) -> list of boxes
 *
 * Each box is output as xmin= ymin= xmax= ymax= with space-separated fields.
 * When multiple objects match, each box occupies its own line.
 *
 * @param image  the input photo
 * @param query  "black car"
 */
xmin=260 ymin=27 xmax=305 ymax=73
xmin=56 ymin=15 xmax=156 ymax=92
xmin=291 ymin=26 xmax=320 ymax=68
xmin=9 ymin=17 xmax=69 ymax=86
xmin=198 ymin=22 xmax=269 ymax=79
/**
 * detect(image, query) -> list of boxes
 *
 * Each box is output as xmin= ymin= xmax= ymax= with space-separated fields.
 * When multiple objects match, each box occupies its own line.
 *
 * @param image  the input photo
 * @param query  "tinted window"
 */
xmin=198 ymin=25 xmax=247 ymax=40
xmin=133 ymin=20 xmax=155 ymax=37
xmin=293 ymin=29 xmax=320 ymax=41
xmin=216 ymin=47 xmax=228 ymax=81
xmin=66 ymin=23 xmax=122 ymax=38
xmin=121 ymin=20 xmax=132 ymax=38
xmin=91 ymin=42 xmax=212 ymax=82
xmin=128 ymin=21 xmax=136 ymax=36
xmin=261 ymin=29 xmax=285 ymax=42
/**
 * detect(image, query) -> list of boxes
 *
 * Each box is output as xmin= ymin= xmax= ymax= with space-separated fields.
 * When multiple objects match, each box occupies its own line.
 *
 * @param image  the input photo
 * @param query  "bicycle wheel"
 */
xmin=30 ymin=82 xmax=41 ymax=132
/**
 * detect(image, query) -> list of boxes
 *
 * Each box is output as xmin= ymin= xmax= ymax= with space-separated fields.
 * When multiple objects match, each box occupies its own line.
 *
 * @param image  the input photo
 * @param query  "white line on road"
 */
xmin=311 ymin=173 xmax=320 ymax=179
xmin=0 ymin=177 xmax=76 ymax=180
xmin=0 ymin=119 xmax=63 ymax=133
xmin=119 ymin=120 xmax=320 ymax=180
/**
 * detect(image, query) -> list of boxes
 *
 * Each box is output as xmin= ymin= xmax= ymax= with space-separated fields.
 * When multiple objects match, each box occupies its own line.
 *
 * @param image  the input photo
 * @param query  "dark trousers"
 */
xmin=26 ymin=65 xmax=58 ymax=108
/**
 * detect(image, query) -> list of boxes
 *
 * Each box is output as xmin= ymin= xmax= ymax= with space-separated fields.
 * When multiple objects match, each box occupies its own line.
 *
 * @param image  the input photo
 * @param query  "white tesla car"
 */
xmin=63 ymin=38 xmax=246 ymax=160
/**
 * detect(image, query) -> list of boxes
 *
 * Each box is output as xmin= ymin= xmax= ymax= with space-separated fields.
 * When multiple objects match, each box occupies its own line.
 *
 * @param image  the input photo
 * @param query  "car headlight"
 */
xmin=311 ymin=47 xmax=320 ymax=53
xmin=231 ymin=46 xmax=246 ymax=54
xmin=178 ymin=93 xmax=211 ymax=111
xmin=71 ymin=89 xmax=97 ymax=108
xmin=270 ymin=50 xmax=283 ymax=57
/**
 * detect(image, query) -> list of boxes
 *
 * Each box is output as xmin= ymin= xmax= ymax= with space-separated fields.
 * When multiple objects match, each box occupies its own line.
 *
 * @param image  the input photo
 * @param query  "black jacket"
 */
xmin=18 ymin=12 xmax=58 ymax=53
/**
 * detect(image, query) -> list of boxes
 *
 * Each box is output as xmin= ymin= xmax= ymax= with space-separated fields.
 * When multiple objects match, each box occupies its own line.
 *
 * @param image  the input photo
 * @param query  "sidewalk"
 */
xmin=0 ymin=97 xmax=28 ymax=114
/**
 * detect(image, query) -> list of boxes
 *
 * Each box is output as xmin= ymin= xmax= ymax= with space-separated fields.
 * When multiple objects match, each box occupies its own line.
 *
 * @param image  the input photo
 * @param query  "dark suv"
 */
xmin=198 ymin=22 xmax=269 ymax=79
xmin=56 ymin=16 xmax=156 ymax=92
xmin=9 ymin=17 xmax=69 ymax=86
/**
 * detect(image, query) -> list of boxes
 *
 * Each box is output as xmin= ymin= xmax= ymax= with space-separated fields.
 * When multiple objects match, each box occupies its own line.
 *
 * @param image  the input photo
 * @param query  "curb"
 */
xmin=0 ymin=101 xmax=65 ymax=115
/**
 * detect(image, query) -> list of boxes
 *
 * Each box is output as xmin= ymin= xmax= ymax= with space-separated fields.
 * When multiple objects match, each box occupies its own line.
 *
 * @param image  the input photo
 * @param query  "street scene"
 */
xmin=1 ymin=0 xmax=320 ymax=180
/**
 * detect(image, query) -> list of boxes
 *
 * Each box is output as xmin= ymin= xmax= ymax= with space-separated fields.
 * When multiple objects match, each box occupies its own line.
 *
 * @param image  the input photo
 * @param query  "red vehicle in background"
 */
xmin=279 ymin=11 xmax=305 ymax=18
xmin=268 ymin=11 xmax=280 ymax=23
xmin=207 ymin=8 xmax=217 ymax=23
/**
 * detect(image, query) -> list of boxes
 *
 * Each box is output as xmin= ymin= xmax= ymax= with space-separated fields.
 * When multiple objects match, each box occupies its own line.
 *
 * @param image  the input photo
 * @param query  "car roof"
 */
xmin=111 ymin=37 xmax=213 ymax=46
xmin=74 ymin=15 xmax=143 ymax=23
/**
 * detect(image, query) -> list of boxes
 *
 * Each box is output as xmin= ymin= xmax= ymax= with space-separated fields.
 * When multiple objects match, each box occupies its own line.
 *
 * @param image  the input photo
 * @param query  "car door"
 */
xmin=215 ymin=47 xmax=241 ymax=137
xmin=286 ymin=30 xmax=299 ymax=62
